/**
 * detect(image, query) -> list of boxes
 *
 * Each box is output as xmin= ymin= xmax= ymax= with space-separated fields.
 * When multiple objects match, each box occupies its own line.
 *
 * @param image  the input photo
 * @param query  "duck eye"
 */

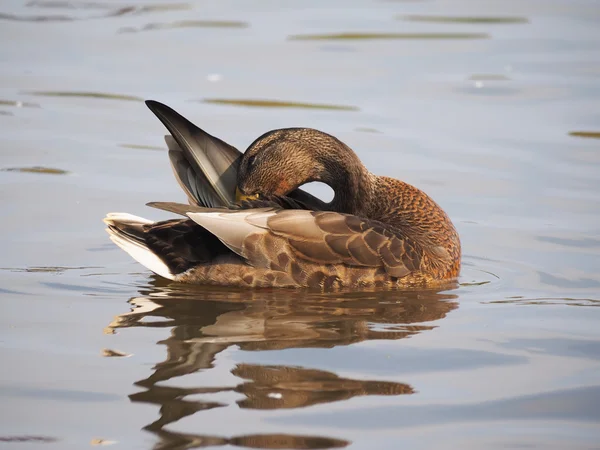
xmin=246 ymin=155 xmax=257 ymax=170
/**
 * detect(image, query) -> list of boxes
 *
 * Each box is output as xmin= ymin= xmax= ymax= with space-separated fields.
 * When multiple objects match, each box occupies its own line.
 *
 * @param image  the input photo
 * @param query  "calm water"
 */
xmin=1 ymin=0 xmax=599 ymax=448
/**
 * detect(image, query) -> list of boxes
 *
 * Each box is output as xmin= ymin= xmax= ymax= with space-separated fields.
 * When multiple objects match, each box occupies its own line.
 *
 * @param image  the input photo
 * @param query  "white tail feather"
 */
xmin=103 ymin=212 xmax=153 ymax=225
xmin=104 ymin=213 xmax=175 ymax=280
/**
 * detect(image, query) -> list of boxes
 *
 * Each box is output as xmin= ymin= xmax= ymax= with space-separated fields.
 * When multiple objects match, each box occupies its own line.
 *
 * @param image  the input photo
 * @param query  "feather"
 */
xmin=104 ymin=214 xmax=174 ymax=280
xmin=146 ymin=100 xmax=241 ymax=207
xmin=187 ymin=210 xmax=273 ymax=256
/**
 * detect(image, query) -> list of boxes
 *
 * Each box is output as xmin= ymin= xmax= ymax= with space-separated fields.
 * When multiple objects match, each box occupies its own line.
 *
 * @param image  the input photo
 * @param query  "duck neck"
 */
xmin=318 ymin=143 xmax=373 ymax=216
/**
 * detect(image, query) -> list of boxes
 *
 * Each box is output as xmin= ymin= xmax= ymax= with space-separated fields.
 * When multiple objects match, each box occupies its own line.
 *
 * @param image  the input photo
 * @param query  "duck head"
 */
xmin=236 ymin=128 xmax=372 ymax=214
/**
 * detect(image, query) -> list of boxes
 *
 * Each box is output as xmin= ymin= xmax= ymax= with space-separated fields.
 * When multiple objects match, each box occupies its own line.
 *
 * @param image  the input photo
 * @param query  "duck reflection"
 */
xmin=148 ymin=429 xmax=350 ymax=450
xmin=233 ymin=364 xmax=414 ymax=410
xmin=108 ymin=281 xmax=457 ymax=449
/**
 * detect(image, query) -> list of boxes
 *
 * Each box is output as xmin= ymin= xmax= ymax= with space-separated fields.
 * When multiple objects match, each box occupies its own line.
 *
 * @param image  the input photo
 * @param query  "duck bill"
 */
xmin=145 ymin=100 xmax=242 ymax=207
xmin=235 ymin=187 xmax=260 ymax=202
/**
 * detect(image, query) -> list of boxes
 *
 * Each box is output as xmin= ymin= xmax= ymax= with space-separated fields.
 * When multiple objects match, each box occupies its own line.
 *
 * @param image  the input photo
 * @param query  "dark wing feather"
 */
xmin=147 ymin=192 xmax=320 ymax=218
xmin=166 ymin=137 xmax=226 ymax=208
xmin=146 ymin=101 xmax=241 ymax=208
xmin=147 ymin=201 xmax=228 ymax=216
xmin=143 ymin=219 xmax=226 ymax=273
xmin=238 ymin=194 xmax=322 ymax=211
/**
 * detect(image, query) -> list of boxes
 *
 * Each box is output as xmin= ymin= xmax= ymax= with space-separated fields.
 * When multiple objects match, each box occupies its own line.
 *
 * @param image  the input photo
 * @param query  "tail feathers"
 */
xmin=104 ymin=213 xmax=176 ymax=280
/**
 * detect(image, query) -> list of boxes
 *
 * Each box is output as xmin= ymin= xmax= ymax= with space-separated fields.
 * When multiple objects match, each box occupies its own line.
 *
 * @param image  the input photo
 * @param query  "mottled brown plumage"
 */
xmin=104 ymin=101 xmax=461 ymax=290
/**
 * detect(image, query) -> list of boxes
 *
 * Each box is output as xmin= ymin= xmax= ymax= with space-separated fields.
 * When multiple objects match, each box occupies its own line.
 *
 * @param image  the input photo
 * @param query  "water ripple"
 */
xmin=120 ymin=143 xmax=164 ymax=151
xmin=489 ymin=297 xmax=600 ymax=307
xmin=202 ymin=98 xmax=358 ymax=111
xmin=1 ymin=166 xmax=69 ymax=175
xmin=2 ymin=3 xmax=191 ymax=22
xmin=0 ymin=436 xmax=58 ymax=443
xmin=569 ymin=131 xmax=600 ymax=139
xmin=289 ymin=32 xmax=490 ymax=41
xmin=25 ymin=91 xmax=142 ymax=102
xmin=119 ymin=20 xmax=248 ymax=33
xmin=26 ymin=0 xmax=190 ymax=13
xmin=401 ymin=15 xmax=529 ymax=24
xmin=0 ymin=99 xmax=40 ymax=108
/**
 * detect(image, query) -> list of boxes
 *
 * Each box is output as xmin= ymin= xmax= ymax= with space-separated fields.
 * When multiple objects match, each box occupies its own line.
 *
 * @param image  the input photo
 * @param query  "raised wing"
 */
xmin=146 ymin=101 xmax=331 ymax=211
xmin=146 ymin=100 xmax=241 ymax=208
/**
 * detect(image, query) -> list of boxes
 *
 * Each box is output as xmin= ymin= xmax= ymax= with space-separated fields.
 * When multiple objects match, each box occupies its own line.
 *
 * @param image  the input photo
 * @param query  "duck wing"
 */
xmin=145 ymin=100 xmax=328 ymax=211
xmin=146 ymin=100 xmax=241 ymax=208
xmin=105 ymin=206 xmax=425 ymax=287
xmin=186 ymin=208 xmax=423 ymax=279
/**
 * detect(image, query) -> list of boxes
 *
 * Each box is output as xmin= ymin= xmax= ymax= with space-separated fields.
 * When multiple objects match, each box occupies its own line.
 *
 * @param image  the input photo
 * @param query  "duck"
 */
xmin=104 ymin=100 xmax=461 ymax=290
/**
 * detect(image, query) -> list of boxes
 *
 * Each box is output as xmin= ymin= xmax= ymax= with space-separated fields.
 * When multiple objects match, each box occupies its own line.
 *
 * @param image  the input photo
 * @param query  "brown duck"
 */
xmin=104 ymin=101 xmax=461 ymax=289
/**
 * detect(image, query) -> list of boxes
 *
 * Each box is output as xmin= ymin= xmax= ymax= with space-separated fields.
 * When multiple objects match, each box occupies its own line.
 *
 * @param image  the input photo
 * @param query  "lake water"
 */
xmin=1 ymin=0 xmax=599 ymax=448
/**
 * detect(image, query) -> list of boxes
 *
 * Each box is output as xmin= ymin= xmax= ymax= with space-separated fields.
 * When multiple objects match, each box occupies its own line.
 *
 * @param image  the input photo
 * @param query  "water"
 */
xmin=1 ymin=0 xmax=599 ymax=448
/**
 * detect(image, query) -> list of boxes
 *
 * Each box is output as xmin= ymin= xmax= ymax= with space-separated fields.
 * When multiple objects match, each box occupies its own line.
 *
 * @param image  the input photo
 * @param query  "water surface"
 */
xmin=1 ymin=0 xmax=599 ymax=449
